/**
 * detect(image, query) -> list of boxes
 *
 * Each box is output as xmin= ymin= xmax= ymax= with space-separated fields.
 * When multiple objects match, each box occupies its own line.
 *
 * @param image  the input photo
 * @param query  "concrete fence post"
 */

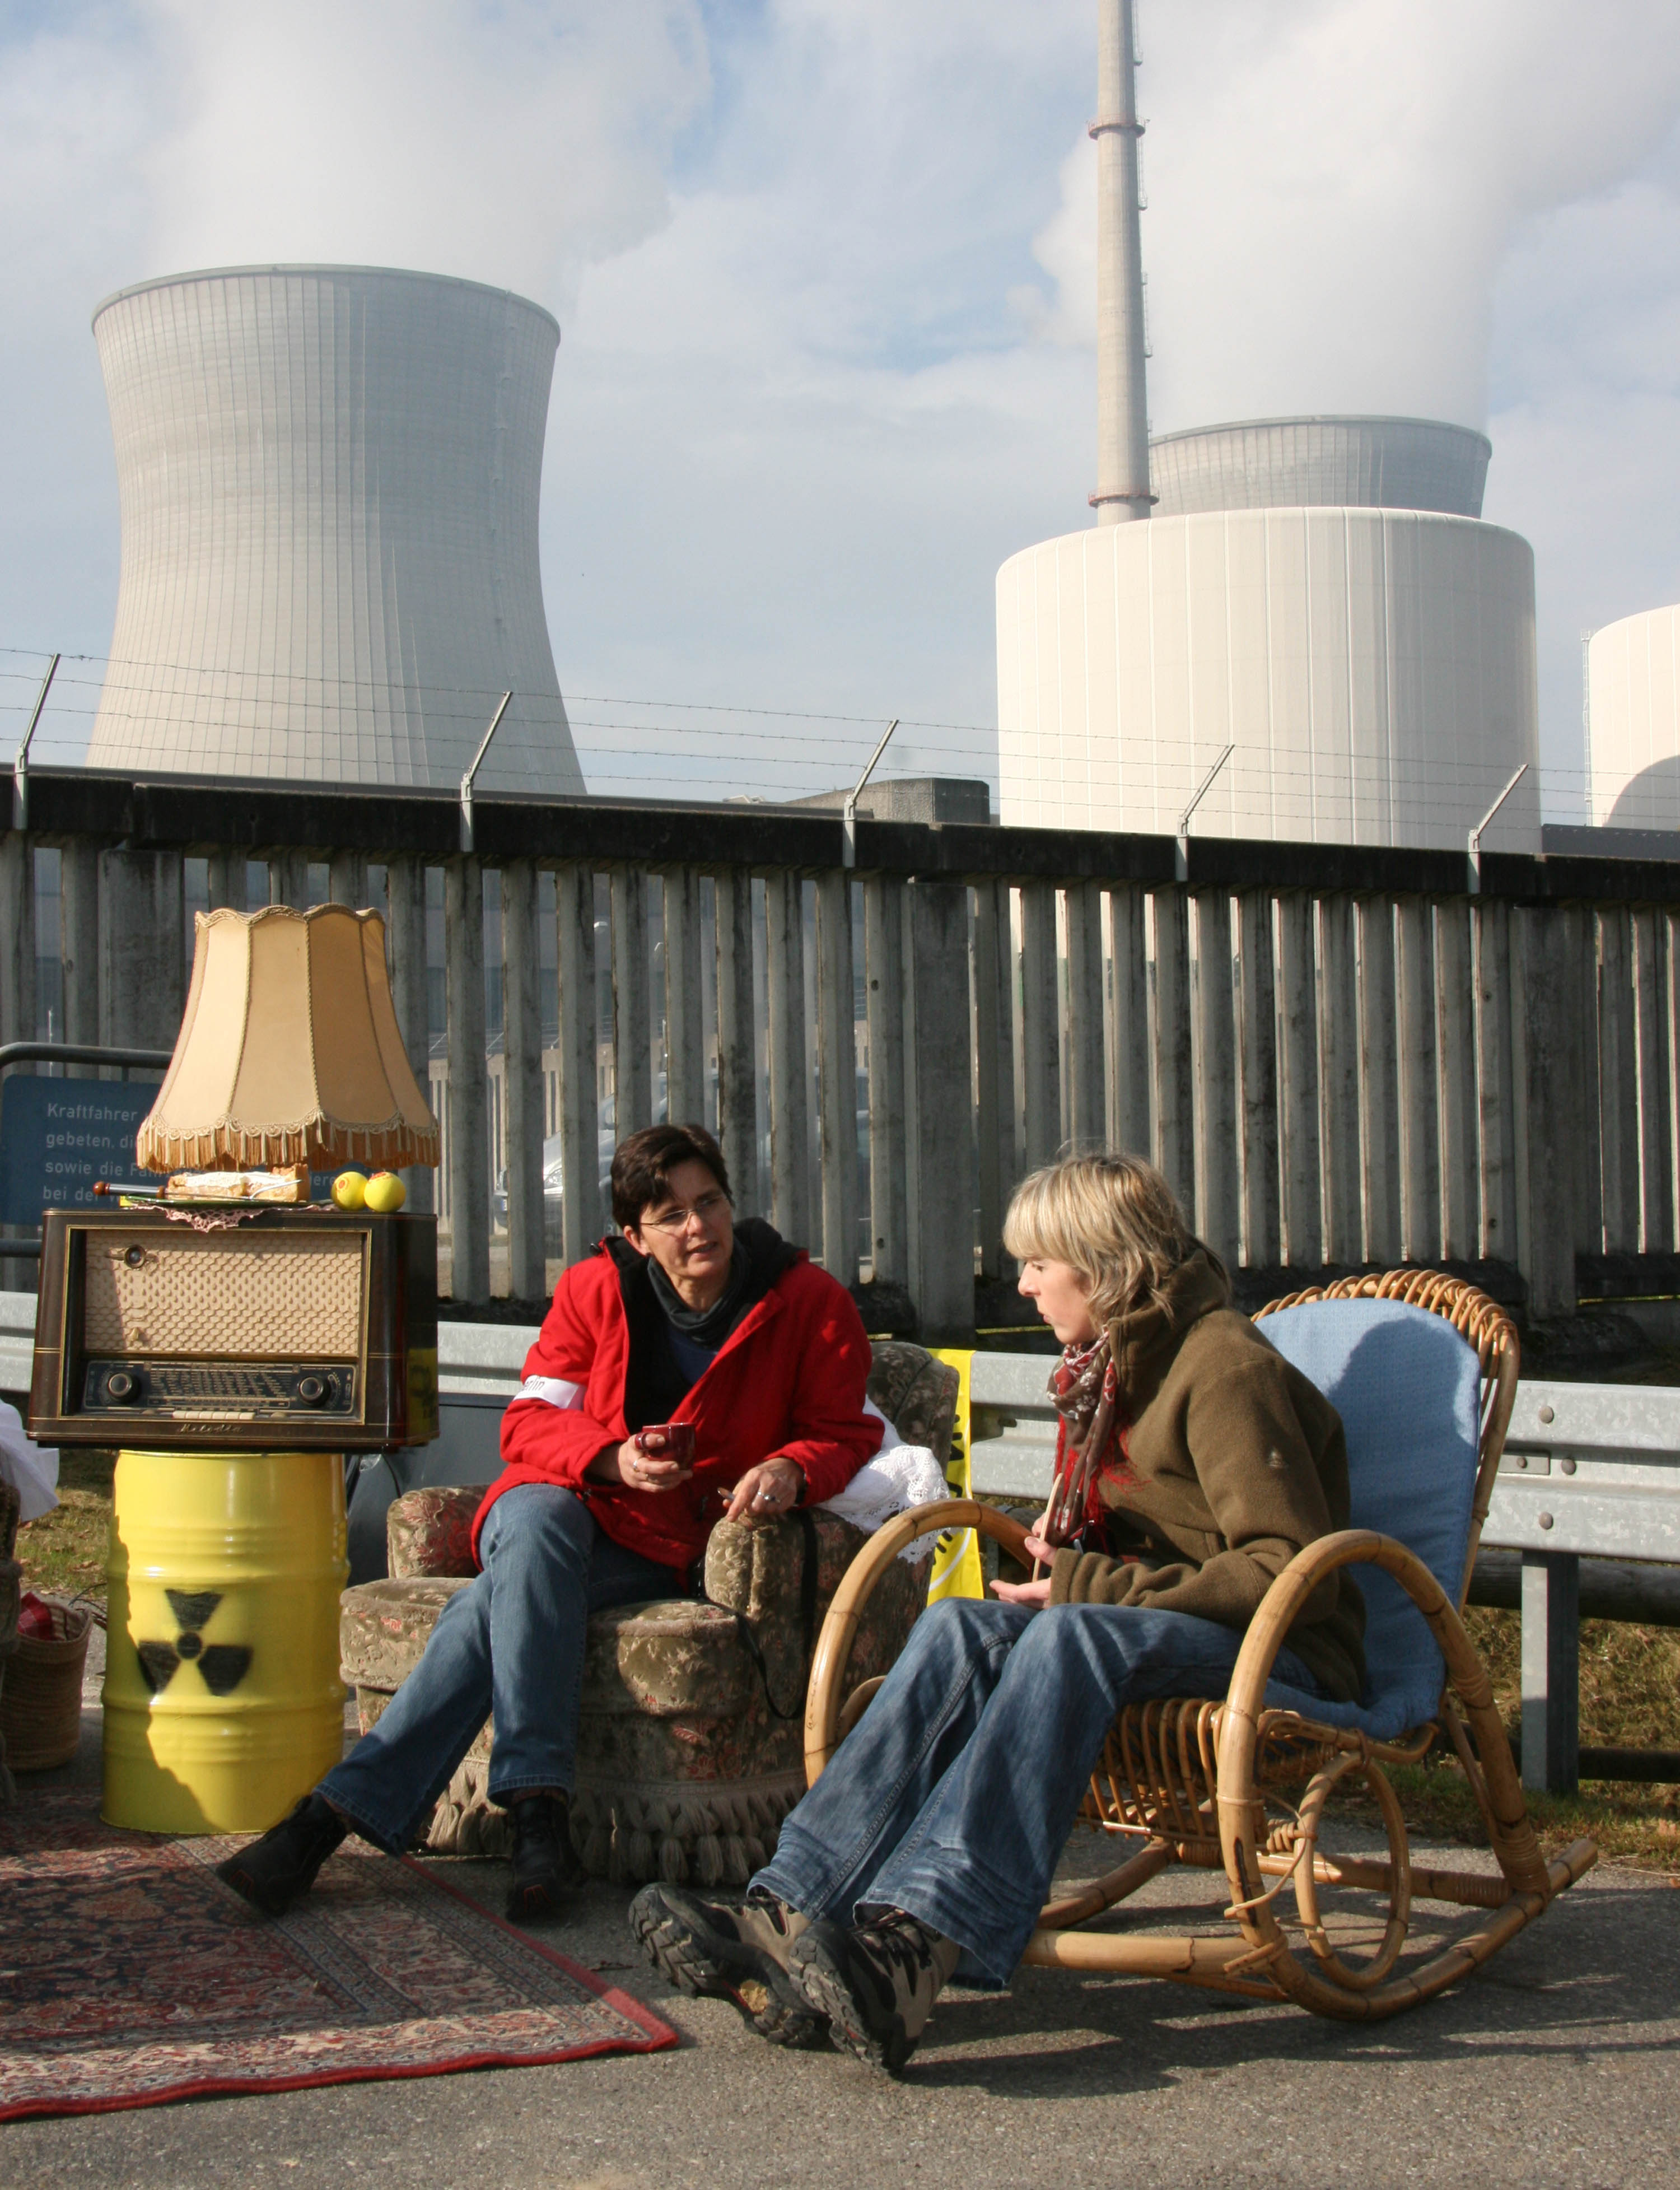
xmin=1394 ymin=894 xmax=1440 ymax=1265
xmin=1317 ymin=893 xmax=1361 ymax=1267
xmin=99 ymin=849 xmax=184 ymax=1051
xmin=1356 ymin=896 xmax=1401 ymax=1267
xmin=1107 ymin=884 xmax=1151 ymax=1159
xmin=1063 ymin=879 xmax=1106 ymax=1152
xmin=1019 ymin=881 xmax=1060 ymax=1169
xmin=972 ymin=878 xmax=1015 ymax=1275
xmin=863 ymin=874 xmax=908 ymax=1287
xmin=764 ymin=869 xmax=810 ymax=1250
xmin=500 ymin=858 xmax=547 ymax=1301
xmin=903 ymin=877 xmax=974 ymax=1343
xmin=1275 ymin=889 xmax=1320 ymax=1268
xmin=1150 ymin=886 xmax=1194 ymax=1215
xmin=444 ymin=856 xmax=490 ymax=1304
xmin=663 ymin=866 xmax=705 ymax=1127
xmin=815 ymin=868 xmax=858 ymax=1282
xmin=1630 ymin=907 xmax=1670 ymax=1254
xmin=1189 ymin=887 xmax=1240 ymax=1265
xmin=1597 ymin=906 xmax=1639 ymax=1255
xmin=713 ymin=866 xmax=758 ymax=1222
xmin=610 ymin=868 xmax=654 ymax=1142
xmin=384 ymin=854 xmax=434 ymax=1217
xmin=1434 ymin=896 xmax=1478 ymax=1262
xmin=1511 ymin=903 xmax=1582 ymax=1320
xmin=1235 ymin=887 xmax=1280 ymax=1270
xmin=554 ymin=863 xmax=601 ymax=1262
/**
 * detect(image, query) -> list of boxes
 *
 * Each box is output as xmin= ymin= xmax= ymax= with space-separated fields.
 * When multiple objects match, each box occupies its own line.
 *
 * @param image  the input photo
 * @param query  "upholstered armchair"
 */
xmin=338 ymin=1340 xmax=958 ymax=1888
xmin=1 ymin=1479 xmax=20 ymax=1803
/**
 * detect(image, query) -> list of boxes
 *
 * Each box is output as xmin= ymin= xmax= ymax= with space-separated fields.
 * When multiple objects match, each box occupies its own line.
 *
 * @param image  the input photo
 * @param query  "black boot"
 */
xmin=216 ymin=1792 xmax=348 ymax=1918
xmin=505 ymin=1792 xmax=586 ymax=1922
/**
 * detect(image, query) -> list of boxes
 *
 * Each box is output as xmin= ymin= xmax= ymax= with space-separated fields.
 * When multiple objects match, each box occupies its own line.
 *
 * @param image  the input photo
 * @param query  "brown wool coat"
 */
xmin=1047 ymin=1249 xmax=1366 ymax=1702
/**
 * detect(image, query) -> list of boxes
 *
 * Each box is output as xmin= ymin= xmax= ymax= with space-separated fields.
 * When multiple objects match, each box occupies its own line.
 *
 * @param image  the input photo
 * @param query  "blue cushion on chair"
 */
xmin=1249 ymin=1297 xmax=1483 ymax=1741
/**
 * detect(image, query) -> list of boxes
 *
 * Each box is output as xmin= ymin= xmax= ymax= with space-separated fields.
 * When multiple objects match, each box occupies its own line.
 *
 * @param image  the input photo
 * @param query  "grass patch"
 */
xmin=1371 ymin=1759 xmax=1679 ymax=1871
xmin=15 ymin=1448 xmax=114 ymax=1607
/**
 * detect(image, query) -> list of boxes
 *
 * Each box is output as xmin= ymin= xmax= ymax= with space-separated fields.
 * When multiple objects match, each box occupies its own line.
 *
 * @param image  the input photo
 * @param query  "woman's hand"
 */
xmin=990 ymin=1574 xmax=1052 ymax=1607
xmin=722 ymin=1455 xmax=805 ymax=1527
xmin=588 ymin=1432 xmax=694 ymax=1494
xmin=989 ymin=1512 xmax=1057 ymax=1606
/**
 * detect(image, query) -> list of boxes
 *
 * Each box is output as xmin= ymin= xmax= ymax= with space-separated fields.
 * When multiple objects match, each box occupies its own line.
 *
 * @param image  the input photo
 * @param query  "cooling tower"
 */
xmin=86 ymin=264 xmax=584 ymax=795
xmin=1150 ymin=416 xmax=1491 ymax=522
xmin=997 ymin=506 xmax=1541 ymax=849
xmin=1586 ymin=603 xmax=1680 ymax=832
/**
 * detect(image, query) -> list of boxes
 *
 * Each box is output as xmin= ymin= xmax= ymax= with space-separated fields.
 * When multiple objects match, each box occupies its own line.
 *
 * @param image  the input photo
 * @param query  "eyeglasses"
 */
xmin=637 ymin=1189 xmax=731 ymax=1235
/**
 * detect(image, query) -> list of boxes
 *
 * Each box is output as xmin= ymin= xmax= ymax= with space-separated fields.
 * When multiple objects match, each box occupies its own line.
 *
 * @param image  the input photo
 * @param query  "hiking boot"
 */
xmin=504 ymin=1792 xmax=587 ymax=1922
xmin=629 ymin=1884 xmax=825 ymax=2047
xmin=789 ymin=1910 xmax=960 ymax=2075
xmin=215 ymin=1791 xmax=347 ymax=1918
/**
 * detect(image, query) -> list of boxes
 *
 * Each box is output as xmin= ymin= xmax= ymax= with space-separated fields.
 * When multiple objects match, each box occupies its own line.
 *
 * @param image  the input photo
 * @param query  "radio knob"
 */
xmin=297 ymin=1374 xmax=328 ymax=1405
xmin=107 ymin=1371 xmax=140 ymax=1402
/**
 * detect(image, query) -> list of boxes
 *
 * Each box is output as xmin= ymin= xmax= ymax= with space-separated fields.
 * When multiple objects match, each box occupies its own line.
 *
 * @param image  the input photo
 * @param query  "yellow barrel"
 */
xmin=104 ymin=1450 xmax=348 ymax=1834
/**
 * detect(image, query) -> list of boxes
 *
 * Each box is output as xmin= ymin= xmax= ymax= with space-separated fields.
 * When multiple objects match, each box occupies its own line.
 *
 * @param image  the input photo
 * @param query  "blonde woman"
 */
xmin=631 ymin=1154 xmax=1365 ymax=2074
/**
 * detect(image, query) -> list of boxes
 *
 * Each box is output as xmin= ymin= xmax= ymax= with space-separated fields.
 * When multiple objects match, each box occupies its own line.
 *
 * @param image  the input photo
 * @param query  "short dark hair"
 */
xmin=612 ymin=1122 xmax=732 ymax=1231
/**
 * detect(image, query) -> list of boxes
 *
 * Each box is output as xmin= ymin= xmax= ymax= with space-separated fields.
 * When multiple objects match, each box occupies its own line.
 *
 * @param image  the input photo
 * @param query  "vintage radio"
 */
xmin=29 ymin=1205 xmax=438 ymax=1451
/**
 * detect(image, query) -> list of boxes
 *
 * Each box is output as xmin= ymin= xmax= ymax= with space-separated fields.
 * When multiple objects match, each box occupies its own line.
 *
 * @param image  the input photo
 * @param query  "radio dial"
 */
xmin=296 ymin=1374 xmax=328 ymax=1406
xmin=107 ymin=1370 xmax=141 ymax=1402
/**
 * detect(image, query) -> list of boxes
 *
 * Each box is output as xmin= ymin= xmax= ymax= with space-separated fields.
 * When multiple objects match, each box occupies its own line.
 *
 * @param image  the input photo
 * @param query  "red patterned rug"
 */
xmin=0 ymin=1787 xmax=677 ymax=2119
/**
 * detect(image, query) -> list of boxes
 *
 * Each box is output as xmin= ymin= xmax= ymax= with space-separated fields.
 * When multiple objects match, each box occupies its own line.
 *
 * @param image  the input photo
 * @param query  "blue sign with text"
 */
xmin=0 ymin=1077 xmax=160 ymax=1224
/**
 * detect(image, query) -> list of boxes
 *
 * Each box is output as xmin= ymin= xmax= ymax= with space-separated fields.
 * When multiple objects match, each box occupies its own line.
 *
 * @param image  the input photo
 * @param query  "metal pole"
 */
xmin=1175 ymin=742 xmax=1234 ymax=880
xmin=12 ymin=653 xmax=60 ymax=831
xmin=459 ymin=691 xmax=513 ymax=855
xmin=842 ymin=719 xmax=899 ymax=870
xmin=1467 ymin=762 xmax=1527 ymax=894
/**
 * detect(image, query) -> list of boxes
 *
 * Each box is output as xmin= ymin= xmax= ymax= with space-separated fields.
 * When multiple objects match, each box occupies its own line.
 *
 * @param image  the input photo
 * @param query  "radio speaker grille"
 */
xmin=84 ymin=1232 xmax=365 ymax=1357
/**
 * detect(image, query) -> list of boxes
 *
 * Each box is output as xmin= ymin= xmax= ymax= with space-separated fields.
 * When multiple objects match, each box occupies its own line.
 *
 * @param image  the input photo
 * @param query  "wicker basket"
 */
xmin=0 ymin=1596 xmax=94 ymax=1772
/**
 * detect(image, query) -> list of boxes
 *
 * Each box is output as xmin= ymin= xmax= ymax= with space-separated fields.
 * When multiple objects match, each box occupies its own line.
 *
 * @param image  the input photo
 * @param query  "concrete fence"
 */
xmin=2 ymin=765 xmax=1674 ymax=1332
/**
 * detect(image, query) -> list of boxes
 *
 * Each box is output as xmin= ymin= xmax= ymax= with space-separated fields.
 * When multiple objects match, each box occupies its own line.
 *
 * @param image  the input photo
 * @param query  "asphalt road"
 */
xmin=9 ymin=1704 xmax=1677 ymax=2190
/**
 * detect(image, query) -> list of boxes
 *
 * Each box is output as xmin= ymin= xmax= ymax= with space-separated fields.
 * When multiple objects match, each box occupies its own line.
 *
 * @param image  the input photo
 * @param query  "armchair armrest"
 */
xmin=387 ymin=1487 xmax=483 ymax=1578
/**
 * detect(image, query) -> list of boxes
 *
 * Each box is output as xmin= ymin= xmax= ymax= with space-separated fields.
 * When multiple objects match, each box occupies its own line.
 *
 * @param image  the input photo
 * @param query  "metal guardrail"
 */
xmin=3 ymin=1302 xmax=1671 ymax=1795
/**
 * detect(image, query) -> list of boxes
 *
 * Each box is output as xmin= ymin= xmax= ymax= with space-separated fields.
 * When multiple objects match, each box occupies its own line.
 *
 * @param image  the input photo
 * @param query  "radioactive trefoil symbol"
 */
xmin=136 ymin=1591 xmax=254 ymax=1698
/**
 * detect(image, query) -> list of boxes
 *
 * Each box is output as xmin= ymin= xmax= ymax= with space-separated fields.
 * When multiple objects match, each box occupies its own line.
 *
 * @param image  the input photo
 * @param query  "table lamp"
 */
xmin=32 ymin=905 xmax=442 ymax=1835
xmin=136 ymin=903 xmax=439 ymax=1175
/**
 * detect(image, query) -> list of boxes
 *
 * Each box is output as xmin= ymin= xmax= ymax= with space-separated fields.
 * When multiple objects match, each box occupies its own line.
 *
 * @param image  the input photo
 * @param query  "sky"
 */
xmin=3 ymin=0 xmax=1680 ymax=813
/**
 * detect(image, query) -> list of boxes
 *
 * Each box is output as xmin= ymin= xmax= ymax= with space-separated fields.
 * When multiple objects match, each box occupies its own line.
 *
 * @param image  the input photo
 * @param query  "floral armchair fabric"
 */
xmin=1 ymin=1479 xmax=21 ymax=1805
xmin=337 ymin=1341 xmax=959 ymax=1886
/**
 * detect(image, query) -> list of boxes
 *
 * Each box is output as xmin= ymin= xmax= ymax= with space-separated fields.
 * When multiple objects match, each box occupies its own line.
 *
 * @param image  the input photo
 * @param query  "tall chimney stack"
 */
xmin=1090 ymin=0 xmax=1152 ymax=524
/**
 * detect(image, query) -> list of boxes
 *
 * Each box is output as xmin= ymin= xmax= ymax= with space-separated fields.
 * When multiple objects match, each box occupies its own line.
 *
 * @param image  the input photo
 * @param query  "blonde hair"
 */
xmin=1002 ymin=1152 xmax=1199 ymax=1326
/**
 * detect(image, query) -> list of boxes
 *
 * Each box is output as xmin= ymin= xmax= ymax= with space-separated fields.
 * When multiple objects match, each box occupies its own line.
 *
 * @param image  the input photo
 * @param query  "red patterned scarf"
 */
xmin=1044 ymin=1334 xmax=1138 ymax=1545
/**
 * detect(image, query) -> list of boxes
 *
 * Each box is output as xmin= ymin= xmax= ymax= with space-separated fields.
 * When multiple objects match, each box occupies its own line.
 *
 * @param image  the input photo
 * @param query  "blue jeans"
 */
xmin=753 ymin=1596 xmax=1324 ymax=1985
xmin=323 ymin=1483 xmax=678 ymax=1853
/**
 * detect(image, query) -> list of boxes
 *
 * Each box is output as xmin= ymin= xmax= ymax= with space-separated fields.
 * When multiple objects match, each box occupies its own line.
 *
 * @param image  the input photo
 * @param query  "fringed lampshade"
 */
xmin=136 ymin=905 xmax=440 ymax=1173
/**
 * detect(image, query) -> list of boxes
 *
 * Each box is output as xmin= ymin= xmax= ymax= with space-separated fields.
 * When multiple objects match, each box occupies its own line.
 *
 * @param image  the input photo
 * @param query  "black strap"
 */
xmin=709 ymin=1507 xmax=820 ymax=1723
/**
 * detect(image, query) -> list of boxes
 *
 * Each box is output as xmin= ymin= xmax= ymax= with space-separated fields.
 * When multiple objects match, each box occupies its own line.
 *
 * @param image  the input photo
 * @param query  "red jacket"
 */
xmin=474 ymin=1236 xmax=883 ymax=1573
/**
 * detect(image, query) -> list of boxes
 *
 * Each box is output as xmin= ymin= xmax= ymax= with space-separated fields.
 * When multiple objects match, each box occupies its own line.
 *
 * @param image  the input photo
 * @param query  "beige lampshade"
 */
xmin=136 ymin=905 xmax=440 ymax=1173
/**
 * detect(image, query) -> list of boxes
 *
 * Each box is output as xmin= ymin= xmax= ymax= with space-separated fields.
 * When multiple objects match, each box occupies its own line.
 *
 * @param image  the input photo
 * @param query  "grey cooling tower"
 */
xmin=87 ymin=264 xmax=585 ymax=796
xmin=1149 ymin=416 xmax=1492 ymax=521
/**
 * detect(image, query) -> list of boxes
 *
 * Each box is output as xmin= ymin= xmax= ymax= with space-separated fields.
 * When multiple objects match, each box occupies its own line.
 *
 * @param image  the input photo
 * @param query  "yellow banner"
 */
xmin=926 ymin=1347 xmax=984 ymax=1601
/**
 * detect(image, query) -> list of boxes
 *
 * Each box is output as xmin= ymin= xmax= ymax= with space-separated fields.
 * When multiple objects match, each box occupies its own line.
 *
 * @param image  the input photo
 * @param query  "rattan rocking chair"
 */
xmin=804 ymin=1271 xmax=1598 ymax=2022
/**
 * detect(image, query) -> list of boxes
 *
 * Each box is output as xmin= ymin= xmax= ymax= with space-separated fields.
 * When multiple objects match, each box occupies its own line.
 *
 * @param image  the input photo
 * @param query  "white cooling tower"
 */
xmin=997 ymin=505 xmax=1541 ymax=849
xmin=1586 ymin=603 xmax=1680 ymax=831
xmin=86 ymin=264 xmax=584 ymax=795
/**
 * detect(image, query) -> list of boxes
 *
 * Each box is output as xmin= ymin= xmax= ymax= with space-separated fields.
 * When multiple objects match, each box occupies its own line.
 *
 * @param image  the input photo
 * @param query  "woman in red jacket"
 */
xmin=217 ymin=1122 xmax=881 ymax=1925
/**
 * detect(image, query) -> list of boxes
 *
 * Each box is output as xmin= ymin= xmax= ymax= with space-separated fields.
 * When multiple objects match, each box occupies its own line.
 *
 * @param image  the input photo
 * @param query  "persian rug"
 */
xmin=0 ymin=1787 xmax=678 ymax=2120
